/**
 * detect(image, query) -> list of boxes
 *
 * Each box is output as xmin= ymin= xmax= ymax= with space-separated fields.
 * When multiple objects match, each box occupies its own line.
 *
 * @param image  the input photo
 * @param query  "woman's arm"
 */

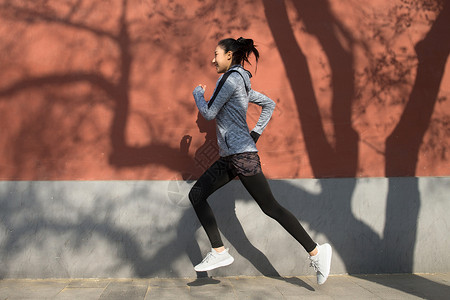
xmin=248 ymin=89 xmax=276 ymax=135
xmin=193 ymin=74 xmax=237 ymax=120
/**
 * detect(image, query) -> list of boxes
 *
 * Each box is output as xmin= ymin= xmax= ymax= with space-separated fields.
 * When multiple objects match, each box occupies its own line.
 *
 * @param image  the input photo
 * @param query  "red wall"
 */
xmin=0 ymin=0 xmax=449 ymax=180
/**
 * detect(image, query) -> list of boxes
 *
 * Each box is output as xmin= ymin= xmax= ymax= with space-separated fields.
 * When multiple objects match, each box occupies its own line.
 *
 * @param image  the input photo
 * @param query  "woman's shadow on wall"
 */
xmin=153 ymin=1 xmax=450 ymax=290
xmin=146 ymin=112 xmax=314 ymax=289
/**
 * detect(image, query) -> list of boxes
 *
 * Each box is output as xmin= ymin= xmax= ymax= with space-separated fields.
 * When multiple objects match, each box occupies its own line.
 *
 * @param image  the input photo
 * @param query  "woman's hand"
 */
xmin=198 ymin=84 xmax=206 ymax=92
xmin=250 ymin=131 xmax=260 ymax=143
xmin=194 ymin=84 xmax=207 ymax=102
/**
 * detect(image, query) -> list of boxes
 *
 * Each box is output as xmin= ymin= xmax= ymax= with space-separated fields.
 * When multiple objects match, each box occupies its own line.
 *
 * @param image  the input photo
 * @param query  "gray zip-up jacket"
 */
xmin=193 ymin=65 xmax=276 ymax=157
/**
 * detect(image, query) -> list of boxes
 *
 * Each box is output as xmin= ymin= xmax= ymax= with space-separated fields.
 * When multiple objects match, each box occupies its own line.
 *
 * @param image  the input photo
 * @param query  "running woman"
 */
xmin=190 ymin=37 xmax=332 ymax=284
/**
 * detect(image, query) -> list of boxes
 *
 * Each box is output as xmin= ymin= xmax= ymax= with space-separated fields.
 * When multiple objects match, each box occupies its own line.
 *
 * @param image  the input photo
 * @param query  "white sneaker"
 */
xmin=309 ymin=243 xmax=332 ymax=285
xmin=194 ymin=248 xmax=234 ymax=272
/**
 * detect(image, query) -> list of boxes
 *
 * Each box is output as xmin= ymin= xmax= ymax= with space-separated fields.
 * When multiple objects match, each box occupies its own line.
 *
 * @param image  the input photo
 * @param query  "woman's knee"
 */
xmin=188 ymin=185 xmax=206 ymax=206
xmin=259 ymin=201 xmax=283 ymax=219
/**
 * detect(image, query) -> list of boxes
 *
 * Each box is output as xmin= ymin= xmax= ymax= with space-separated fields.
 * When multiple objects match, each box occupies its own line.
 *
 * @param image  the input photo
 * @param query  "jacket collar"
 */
xmin=228 ymin=64 xmax=252 ymax=78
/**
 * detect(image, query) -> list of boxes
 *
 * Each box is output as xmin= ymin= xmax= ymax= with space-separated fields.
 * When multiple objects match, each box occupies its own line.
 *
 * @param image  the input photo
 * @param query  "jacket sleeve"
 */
xmin=193 ymin=76 xmax=237 ymax=121
xmin=248 ymin=89 xmax=276 ymax=134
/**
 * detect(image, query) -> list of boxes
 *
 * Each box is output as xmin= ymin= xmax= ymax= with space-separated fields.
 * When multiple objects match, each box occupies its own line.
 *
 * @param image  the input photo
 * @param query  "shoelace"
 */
xmin=310 ymin=260 xmax=319 ymax=272
xmin=200 ymin=251 xmax=216 ymax=264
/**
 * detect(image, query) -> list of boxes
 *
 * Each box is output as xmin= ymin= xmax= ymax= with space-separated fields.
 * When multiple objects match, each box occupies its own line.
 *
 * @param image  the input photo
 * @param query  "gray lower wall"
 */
xmin=0 ymin=177 xmax=449 ymax=279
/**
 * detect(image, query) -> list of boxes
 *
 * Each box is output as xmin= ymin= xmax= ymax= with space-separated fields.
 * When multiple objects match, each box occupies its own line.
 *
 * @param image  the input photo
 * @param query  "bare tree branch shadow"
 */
xmin=0 ymin=0 xmax=292 ymax=285
xmin=383 ymin=0 xmax=450 ymax=274
xmin=263 ymin=0 xmax=450 ymax=298
xmin=0 ymin=0 xmax=217 ymax=178
xmin=0 ymin=2 xmax=448 ymax=298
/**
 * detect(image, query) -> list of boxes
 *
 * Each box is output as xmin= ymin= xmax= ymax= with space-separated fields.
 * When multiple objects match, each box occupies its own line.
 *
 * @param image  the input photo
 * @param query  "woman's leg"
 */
xmin=189 ymin=158 xmax=237 ymax=248
xmin=238 ymin=172 xmax=317 ymax=253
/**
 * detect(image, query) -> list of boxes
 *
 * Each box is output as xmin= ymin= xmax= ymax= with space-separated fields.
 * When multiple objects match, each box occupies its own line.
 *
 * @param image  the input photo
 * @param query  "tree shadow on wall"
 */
xmin=0 ymin=0 xmax=219 ymax=178
xmin=0 ymin=0 xmax=264 ymax=178
xmin=263 ymin=0 xmax=450 ymax=298
xmin=0 ymin=114 xmax=314 ymax=290
xmin=1 ymin=0 xmax=449 ymax=297
xmin=0 ymin=0 xmax=307 ymax=286
xmin=100 ymin=0 xmax=311 ymax=286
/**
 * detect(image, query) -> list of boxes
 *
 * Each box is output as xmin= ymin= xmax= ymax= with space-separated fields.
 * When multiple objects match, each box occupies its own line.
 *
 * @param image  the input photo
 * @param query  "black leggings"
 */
xmin=188 ymin=157 xmax=317 ymax=253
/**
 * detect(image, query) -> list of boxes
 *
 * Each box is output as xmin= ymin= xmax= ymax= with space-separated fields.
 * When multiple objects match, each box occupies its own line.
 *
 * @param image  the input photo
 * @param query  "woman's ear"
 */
xmin=226 ymin=51 xmax=233 ymax=60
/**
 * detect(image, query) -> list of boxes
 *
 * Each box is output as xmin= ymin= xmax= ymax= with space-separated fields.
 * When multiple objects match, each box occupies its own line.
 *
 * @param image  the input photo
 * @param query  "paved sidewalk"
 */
xmin=0 ymin=273 xmax=449 ymax=299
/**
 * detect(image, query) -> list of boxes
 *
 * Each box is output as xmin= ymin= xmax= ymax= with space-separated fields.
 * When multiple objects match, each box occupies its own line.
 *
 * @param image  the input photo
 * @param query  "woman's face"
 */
xmin=212 ymin=45 xmax=232 ymax=74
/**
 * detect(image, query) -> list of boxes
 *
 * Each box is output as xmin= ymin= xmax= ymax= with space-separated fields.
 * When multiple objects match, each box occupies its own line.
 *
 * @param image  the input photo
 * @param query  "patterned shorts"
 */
xmin=223 ymin=152 xmax=262 ymax=177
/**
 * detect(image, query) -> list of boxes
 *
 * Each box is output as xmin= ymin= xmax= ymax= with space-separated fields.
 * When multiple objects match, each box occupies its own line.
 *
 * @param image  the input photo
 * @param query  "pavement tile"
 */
xmin=347 ymin=276 xmax=423 ymax=299
xmin=0 ymin=279 xmax=69 ymax=300
xmin=228 ymin=276 xmax=284 ymax=299
xmin=149 ymin=277 xmax=191 ymax=287
xmin=145 ymin=286 xmax=193 ymax=300
xmin=271 ymin=276 xmax=315 ymax=290
xmin=418 ymin=273 xmax=450 ymax=285
xmin=55 ymin=287 xmax=105 ymax=300
xmin=189 ymin=278 xmax=235 ymax=299
xmin=397 ymin=274 xmax=450 ymax=299
xmin=314 ymin=275 xmax=381 ymax=299
xmin=98 ymin=281 xmax=148 ymax=300
xmin=283 ymin=295 xmax=333 ymax=300
xmin=67 ymin=279 xmax=110 ymax=288
xmin=349 ymin=274 xmax=450 ymax=300
xmin=272 ymin=276 xmax=322 ymax=297
xmin=0 ymin=274 xmax=448 ymax=300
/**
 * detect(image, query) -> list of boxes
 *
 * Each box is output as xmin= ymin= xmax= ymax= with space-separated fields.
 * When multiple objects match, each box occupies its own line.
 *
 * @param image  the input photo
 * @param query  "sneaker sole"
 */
xmin=194 ymin=256 xmax=234 ymax=272
xmin=317 ymin=244 xmax=332 ymax=285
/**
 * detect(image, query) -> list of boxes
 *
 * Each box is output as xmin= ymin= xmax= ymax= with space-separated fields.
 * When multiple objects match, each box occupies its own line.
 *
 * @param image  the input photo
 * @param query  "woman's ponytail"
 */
xmin=218 ymin=37 xmax=259 ymax=69
xmin=236 ymin=37 xmax=259 ymax=67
